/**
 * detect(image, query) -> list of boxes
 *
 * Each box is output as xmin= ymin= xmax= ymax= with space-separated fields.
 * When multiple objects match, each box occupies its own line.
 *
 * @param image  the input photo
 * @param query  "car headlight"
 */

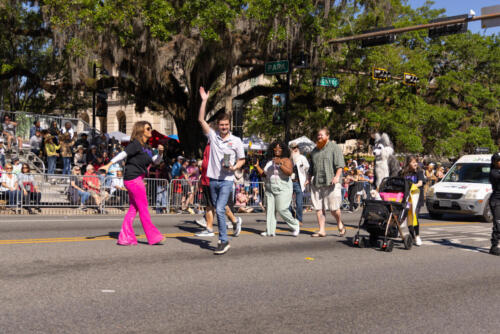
xmin=464 ymin=189 xmax=480 ymax=199
xmin=427 ymin=187 xmax=435 ymax=198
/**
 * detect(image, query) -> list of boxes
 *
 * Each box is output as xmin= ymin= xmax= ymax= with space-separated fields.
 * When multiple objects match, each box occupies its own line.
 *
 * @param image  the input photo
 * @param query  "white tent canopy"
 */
xmin=108 ymin=131 xmax=130 ymax=142
xmin=288 ymin=136 xmax=315 ymax=153
xmin=242 ymin=135 xmax=268 ymax=151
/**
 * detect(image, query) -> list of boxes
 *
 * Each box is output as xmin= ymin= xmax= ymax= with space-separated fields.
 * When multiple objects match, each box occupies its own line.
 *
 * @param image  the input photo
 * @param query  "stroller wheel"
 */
xmin=352 ymin=235 xmax=360 ymax=247
xmin=403 ymin=234 xmax=413 ymax=250
xmin=358 ymin=237 xmax=367 ymax=248
xmin=385 ymin=240 xmax=394 ymax=252
xmin=377 ymin=239 xmax=384 ymax=250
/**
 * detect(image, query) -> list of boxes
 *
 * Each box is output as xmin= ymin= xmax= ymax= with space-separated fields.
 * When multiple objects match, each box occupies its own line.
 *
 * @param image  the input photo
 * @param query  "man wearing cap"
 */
xmin=171 ymin=156 xmax=184 ymax=179
xmin=198 ymin=86 xmax=245 ymax=255
xmin=30 ymin=130 xmax=43 ymax=156
xmin=289 ymin=142 xmax=309 ymax=225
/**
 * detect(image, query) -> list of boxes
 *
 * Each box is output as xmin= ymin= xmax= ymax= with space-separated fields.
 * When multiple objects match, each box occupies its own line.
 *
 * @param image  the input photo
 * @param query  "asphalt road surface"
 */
xmin=1 ymin=210 xmax=499 ymax=333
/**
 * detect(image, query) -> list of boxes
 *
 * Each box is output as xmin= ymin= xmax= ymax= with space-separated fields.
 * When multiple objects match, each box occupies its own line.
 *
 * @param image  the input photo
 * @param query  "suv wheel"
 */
xmin=482 ymin=204 xmax=493 ymax=223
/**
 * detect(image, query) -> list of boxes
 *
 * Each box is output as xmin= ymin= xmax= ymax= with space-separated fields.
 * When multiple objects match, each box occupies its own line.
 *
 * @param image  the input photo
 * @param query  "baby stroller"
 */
xmin=352 ymin=177 xmax=413 ymax=252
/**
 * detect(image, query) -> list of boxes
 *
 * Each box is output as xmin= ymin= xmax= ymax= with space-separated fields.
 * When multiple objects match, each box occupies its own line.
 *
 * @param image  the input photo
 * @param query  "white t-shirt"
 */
xmin=0 ymin=173 xmax=18 ymax=191
xmin=110 ymin=177 xmax=124 ymax=195
xmin=264 ymin=160 xmax=289 ymax=183
xmin=206 ymin=128 xmax=245 ymax=181
xmin=61 ymin=127 xmax=75 ymax=139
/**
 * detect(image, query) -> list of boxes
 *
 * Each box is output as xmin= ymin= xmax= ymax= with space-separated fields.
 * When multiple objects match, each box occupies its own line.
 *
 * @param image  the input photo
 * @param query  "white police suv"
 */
xmin=426 ymin=154 xmax=493 ymax=222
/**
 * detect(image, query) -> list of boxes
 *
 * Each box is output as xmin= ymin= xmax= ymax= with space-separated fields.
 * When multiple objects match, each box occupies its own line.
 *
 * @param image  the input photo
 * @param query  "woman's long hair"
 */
xmin=130 ymin=121 xmax=152 ymax=146
xmin=401 ymin=155 xmax=421 ymax=176
xmin=266 ymin=141 xmax=290 ymax=160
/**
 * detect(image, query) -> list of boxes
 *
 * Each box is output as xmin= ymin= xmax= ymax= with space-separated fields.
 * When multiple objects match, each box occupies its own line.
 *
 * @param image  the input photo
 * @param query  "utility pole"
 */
xmin=285 ymin=59 xmax=291 ymax=144
xmin=92 ymin=63 xmax=96 ymax=130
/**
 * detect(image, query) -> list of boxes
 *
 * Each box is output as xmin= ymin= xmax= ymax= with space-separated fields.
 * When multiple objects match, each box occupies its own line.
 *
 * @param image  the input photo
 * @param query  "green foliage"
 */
xmin=2 ymin=0 xmax=498 ymax=158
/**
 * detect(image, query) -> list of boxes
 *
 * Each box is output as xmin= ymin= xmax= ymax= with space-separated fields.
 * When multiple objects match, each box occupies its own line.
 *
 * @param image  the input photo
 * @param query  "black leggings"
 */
xmin=489 ymin=198 xmax=500 ymax=247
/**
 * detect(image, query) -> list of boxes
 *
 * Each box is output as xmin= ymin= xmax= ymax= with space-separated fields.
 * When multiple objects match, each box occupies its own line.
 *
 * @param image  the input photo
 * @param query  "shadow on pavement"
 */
xmin=86 ymin=232 xmax=121 ymax=240
xmin=176 ymin=236 xmax=214 ymax=251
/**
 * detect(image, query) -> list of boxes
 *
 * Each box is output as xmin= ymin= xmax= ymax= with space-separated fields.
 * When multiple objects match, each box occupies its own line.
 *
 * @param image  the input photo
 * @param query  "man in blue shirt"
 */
xmin=171 ymin=156 xmax=184 ymax=178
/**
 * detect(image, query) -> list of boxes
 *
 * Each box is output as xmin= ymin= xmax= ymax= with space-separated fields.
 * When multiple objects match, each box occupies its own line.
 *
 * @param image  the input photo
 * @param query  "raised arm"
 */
xmin=198 ymin=87 xmax=211 ymax=135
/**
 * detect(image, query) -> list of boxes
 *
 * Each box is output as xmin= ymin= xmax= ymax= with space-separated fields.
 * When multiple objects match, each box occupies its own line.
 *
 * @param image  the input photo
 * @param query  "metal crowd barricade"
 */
xmin=0 ymin=172 xmax=317 ymax=216
xmin=0 ymin=172 xmax=107 ymax=215
xmin=169 ymin=178 xmax=202 ymax=214
xmin=101 ymin=176 xmax=174 ymax=215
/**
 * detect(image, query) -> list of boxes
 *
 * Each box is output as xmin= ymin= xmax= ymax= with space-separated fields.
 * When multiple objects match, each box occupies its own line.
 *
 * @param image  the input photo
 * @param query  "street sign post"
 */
xmin=317 ymin=77 xmax=340 ymax=88
xmin=265 ymin=60 xmax=289 ymax=75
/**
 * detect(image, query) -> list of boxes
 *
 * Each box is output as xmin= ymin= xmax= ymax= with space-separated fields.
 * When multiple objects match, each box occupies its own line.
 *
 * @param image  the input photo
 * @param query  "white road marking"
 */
xmin=101 ymin=290 xmax=115 ymax=293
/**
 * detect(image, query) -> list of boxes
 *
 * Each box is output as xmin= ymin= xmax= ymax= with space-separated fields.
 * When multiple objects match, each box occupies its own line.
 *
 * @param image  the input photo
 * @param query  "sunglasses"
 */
xmin=145 ymin=127 xmax=152 ymax=131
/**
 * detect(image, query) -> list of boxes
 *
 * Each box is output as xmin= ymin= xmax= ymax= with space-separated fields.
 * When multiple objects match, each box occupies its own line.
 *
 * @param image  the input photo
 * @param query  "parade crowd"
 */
xmin=0 ymin=113 xmax=450 ymax=217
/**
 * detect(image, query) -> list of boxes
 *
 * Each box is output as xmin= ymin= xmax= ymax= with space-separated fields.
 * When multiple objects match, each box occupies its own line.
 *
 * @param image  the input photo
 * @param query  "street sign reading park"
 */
xmin=265 ymin=60 xmax=289 ymax=75
xmin=317 ymin=77 xmax=340 ymax=88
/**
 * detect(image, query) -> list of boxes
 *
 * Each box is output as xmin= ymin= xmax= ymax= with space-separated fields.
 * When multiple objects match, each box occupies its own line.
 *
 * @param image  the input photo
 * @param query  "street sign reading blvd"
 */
xmin=317 ymin=77 xmax=339 ymax=88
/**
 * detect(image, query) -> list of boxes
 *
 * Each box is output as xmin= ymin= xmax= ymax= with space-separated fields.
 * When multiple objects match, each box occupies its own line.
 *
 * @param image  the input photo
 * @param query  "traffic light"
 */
xmin=372 ymin=67 xmax=390 ymax=81
xmin=96 ymin=90 xmax=108 ymax=117
xmin=428 ymin=14 xmax=468 ymax=38
xmin=295 ymin=52 xmax=308 ymax=69
xmin=403 ymin=73 xmax=419 ymax=86
xmin=361 ymin=26 xmax=396 ymax=47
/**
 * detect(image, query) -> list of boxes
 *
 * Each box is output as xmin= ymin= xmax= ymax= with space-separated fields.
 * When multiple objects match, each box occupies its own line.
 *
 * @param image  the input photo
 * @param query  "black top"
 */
xmin=490 ymin=168 xmax=500 ymax=200
xmin=403 ymin=169 xmax=425 ymax=205
xmin=124 ymin=139 xmax=153 ymax=181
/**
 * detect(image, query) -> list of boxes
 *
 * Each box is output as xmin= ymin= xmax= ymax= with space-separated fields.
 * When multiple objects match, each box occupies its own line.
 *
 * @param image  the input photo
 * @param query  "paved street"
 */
xmin=1 ymin=211 xmax=499 ymax=333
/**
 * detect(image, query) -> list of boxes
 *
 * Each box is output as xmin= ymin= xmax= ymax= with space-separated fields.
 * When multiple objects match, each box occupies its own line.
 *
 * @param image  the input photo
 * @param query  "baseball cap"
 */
xmin=177 ymin=155 xmax=184 ymax=160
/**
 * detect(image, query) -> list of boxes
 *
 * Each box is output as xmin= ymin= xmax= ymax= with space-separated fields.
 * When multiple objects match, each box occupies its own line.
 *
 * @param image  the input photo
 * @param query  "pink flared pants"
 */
xmin=117 ymin=175 xmax=164 ymax=245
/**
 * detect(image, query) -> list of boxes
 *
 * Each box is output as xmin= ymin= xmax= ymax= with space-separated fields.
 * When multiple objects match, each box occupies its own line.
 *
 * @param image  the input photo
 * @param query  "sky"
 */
xmin=408 ymin=0 xmax=500 ymax=35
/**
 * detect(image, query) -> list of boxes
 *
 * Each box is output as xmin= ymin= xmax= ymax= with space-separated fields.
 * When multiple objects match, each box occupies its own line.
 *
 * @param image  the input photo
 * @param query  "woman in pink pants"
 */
xmin=101 ymin=121 xmax=165 ymax=246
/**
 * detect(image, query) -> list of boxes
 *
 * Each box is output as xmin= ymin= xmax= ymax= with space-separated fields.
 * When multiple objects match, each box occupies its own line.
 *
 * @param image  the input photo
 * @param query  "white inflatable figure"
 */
xmin=373 ymin=133 xmax=401 ymax=188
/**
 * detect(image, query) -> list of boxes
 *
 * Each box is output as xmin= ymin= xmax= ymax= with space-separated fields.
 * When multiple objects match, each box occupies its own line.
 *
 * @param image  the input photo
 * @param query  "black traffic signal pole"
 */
xmin=92 ymin=63 xmax=96 ymax=130
xmin=328 ymin=12 xmax=500 ymax=44
xmin=284 ymin=59 xmax=291 ymax=144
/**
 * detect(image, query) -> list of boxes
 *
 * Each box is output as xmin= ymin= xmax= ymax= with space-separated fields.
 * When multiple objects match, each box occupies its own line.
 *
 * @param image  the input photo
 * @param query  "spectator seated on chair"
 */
xmin=18 ymin=163 xmax=42 ymax=213
xmin=68 ymin=166 xmax=91 ymax=210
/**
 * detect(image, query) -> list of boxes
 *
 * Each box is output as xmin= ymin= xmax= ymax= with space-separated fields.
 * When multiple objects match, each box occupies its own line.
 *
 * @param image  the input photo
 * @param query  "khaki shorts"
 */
xmin=311 ymin=183 xmax=342 ymax=211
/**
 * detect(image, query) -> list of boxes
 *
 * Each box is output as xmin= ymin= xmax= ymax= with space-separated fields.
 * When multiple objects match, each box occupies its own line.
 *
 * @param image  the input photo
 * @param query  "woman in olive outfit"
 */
xmin=253 ymin=141 xmax=300 ymax=237
xmin=488 ymin=152 xmax=500 ymax=256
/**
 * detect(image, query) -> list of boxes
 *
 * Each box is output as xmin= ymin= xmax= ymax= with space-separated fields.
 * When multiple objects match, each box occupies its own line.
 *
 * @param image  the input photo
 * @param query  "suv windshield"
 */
xmin=443 ymin=163 xmax=490 ymax=184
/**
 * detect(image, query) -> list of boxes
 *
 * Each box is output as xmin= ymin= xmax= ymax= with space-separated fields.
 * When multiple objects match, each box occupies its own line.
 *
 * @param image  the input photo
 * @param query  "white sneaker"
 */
xmin=260 ymin=232 xmax=275 ymax=237
xmin=292 ymin=226 xmax=300 ymax=237
xmin=195 ymin=229 xmax=214 ymax=237
xmin=415 ymin=236 xmax=423 ymax=246
xmin=194 ymin=218 xmax=207 ymax=228
xmin=234 ymin=217 xmax=242 ymax=237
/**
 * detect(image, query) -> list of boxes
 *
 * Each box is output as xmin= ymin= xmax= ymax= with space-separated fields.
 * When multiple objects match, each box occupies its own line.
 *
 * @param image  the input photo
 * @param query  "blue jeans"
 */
xmin=62 ymin=157 xmax=71 ymax=175
xmin=77 ymin=190 xmax=91 ymax=205
xmin=290 ymin=181 xmax=304 ymax=223
xmin=209 ymin=178 xmax=233 ymax=243
xmin=156 ymin=185 xmax=168 ymax=213
xmin=7 ymin=190 xmax=21 ymax=206
xmin=47 ymin=156 xmax=57 ymax=174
